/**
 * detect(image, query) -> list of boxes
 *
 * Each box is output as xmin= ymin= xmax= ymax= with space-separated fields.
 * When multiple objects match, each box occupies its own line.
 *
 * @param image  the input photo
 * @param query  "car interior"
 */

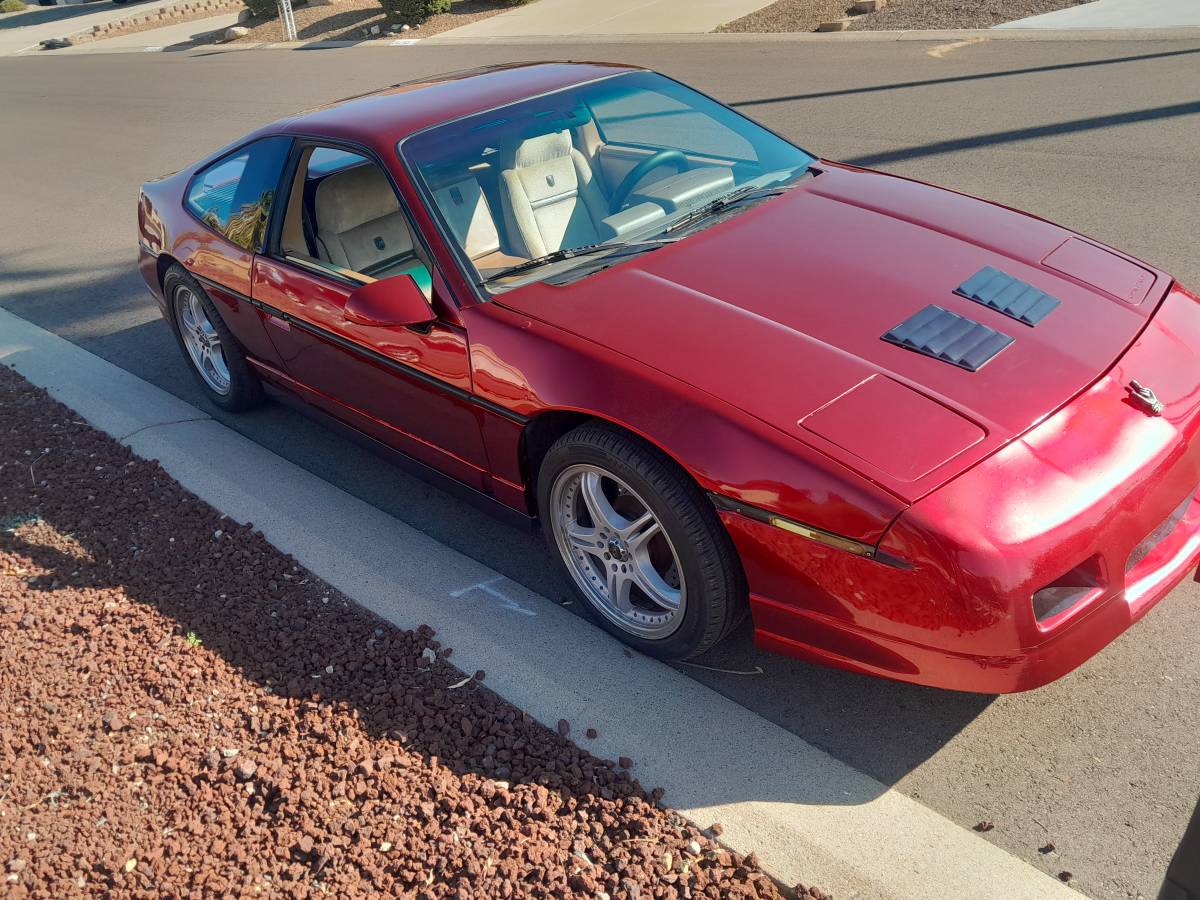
xmin=413 ymin=108 xmax=741 ymax=280
xmin=278 ymin=97 xmax=751 ymax=292
xmin=278 ymin=147 xmax=436 ymax=297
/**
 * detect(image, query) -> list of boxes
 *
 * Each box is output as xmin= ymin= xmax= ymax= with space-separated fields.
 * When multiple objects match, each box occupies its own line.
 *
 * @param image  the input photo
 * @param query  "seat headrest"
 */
xmin=513 ymin=130 xmax=574 ymax=169
xmin=314 ymin=164 xmax=401 ymax=235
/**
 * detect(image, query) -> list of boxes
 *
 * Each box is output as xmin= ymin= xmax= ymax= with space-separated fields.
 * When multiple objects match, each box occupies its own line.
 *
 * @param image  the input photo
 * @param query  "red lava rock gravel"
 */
xmin=0 ymin=366 xmax=804 ymax=898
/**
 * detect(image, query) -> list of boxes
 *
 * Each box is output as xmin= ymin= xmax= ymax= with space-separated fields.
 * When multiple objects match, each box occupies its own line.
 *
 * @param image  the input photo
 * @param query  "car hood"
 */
xmin=495 ymin=165 xmax=1173 ymax=502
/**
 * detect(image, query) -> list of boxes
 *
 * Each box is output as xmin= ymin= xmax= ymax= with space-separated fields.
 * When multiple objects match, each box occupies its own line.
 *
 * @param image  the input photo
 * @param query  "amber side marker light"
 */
xmin=708 ymin=494 xmax=911 ymax=568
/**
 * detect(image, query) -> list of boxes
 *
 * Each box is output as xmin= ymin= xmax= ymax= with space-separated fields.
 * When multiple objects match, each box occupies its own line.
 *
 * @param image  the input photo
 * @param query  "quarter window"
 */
xmin=186 ymin=135 xmax=291 ymax=251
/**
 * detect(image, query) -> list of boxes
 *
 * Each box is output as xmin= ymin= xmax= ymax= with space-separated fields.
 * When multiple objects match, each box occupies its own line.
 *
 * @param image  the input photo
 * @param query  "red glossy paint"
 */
xmin=137 ymin=62 xmax=1200 ymax=693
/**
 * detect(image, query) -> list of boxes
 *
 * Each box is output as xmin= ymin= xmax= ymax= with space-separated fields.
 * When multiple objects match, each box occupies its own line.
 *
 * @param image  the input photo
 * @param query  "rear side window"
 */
xmin=186 ymin=135 xmax=291 ymax=251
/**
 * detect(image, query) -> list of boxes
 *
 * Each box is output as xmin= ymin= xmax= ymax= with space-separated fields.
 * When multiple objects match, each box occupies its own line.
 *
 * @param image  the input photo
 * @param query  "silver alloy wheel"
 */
xmin=549 ymin=463 xmax=686 ymax=640
xmin=174 ymin=285 xmax=231 ymax=396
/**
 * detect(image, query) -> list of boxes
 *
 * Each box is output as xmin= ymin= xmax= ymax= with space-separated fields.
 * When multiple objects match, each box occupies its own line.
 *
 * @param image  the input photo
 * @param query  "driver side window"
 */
xmin=277 ymin=146 xmax=431 ymax=297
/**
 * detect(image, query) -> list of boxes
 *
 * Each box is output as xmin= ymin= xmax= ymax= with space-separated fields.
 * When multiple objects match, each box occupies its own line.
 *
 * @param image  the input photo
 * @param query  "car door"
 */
xmin=250 ymin=143 xmax=490 ymax=490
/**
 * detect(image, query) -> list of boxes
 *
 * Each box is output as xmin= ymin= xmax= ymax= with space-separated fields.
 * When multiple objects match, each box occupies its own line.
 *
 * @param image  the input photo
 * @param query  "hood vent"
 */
xmin=954 ymin=266 xmax=1060 ymax=326
xmin=882 ymin=305 xmax=1013 ymax=372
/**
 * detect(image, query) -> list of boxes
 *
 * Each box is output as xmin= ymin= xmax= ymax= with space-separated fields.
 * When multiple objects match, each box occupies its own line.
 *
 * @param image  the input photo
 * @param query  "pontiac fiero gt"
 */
xmin=138 ymin=63 xmax=1200 ymax=692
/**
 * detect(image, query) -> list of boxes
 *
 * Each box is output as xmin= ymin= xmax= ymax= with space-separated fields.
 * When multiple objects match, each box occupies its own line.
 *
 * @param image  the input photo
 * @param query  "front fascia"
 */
xmin=723 ymin=285 xmax=1200 ymax=692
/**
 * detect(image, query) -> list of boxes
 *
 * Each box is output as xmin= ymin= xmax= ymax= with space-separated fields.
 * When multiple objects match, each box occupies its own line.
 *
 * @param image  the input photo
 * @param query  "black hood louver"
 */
xmin=882 ymin=305 xmax=1013 ymax=372
xmin=954 ymin=266 xmax=1060 ymax=326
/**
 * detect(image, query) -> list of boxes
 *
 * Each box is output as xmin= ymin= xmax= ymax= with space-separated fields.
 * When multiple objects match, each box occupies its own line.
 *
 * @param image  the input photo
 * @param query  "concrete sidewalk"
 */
xmin=433 ymin=0 xmax=770 ymax=38
xmin=997 ymin=0 xmax=1200 ymax=29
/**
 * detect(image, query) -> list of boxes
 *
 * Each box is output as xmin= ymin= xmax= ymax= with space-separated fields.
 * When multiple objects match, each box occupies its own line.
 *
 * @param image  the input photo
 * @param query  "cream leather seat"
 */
xmin=498 ymin=130 xmax=608 ymax=259
xmin=314 ymin=164 xmax=415 ymax=276
xmin=433 ymin=178 xmax=501 ymax=262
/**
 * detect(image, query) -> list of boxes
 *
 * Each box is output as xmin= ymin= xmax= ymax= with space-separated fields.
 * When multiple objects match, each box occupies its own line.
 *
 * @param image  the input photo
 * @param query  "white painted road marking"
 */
xmin=927 ymin=37 xmax=986 ymax=57
xmin=450 ymin=576 xmax=537 ymax=617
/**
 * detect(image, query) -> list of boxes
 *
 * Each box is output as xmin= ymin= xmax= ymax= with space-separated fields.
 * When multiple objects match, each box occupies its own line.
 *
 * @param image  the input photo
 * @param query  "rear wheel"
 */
xmin=538 ymin=423 xmax=746 ymax=659
xmin=164 ymin=265 xmax=263 ymax=412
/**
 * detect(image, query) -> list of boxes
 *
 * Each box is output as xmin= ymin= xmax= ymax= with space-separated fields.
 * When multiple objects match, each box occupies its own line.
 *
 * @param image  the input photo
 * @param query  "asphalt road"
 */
xmin=2 ymin=35 xmax=1200 ymax=899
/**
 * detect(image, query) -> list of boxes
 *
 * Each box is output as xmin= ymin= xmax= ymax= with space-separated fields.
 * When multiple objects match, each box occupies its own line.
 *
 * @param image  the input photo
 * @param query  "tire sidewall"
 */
xmin=538 ymin=436 xmax=727 ymax=659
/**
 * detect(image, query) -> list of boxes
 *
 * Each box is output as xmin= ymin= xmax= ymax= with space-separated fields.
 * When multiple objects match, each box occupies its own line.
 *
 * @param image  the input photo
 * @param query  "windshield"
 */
xmin=400 ymin=71 xmax=816 ymax=290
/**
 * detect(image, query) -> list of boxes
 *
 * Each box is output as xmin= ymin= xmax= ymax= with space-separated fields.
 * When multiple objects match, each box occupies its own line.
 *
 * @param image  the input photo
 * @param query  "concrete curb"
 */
xmin=0 ymin=304 xmax=1076 ymax=900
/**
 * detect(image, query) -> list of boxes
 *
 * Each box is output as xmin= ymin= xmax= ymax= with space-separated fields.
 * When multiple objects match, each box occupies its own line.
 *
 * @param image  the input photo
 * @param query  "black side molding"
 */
xmin=882 ymin=305 xmax=1013 ymax=372
xmin=954 ymin=266 xmax=1061 ymax=326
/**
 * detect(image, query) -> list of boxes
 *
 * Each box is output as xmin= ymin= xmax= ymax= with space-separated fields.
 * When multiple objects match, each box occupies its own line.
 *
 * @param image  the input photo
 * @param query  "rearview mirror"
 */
xmin=343 ymin=275 xmax=435 ymax=328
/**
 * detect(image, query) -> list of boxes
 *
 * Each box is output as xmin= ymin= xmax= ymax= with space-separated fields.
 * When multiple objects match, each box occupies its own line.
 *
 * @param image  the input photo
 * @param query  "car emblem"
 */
xmin=546 ymin=174 xmax=556 ymax=187
xmin=373 ymin=236 xmax=386 ymax=251
xmin=1128 ymin=380 xmax=1164 ymax=416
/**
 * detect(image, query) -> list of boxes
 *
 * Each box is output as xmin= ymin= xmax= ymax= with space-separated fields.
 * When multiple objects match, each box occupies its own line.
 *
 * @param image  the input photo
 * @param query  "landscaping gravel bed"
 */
xmin=0 ymin=365 xmax=816 ymax=899
xmin=852 ymin=0 xmax=1093 ymax=30
xmin=718 ymin=0 xmax=1093 ymax=32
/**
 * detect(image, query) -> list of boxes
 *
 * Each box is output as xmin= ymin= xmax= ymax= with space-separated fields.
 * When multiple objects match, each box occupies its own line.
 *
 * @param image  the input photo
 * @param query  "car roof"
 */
xmin=266 ymin=61 xmax=643 ymax=151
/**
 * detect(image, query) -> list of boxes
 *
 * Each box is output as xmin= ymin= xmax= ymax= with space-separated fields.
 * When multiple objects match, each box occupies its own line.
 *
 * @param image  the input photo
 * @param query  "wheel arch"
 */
xmin=519 ymin=408 xmax=714 ymax=519
xmin=156 ymin=252 xmax=182 ymax=293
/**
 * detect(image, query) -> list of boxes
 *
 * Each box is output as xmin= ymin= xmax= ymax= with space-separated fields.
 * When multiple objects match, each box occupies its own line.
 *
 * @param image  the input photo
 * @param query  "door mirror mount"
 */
xmin=343 ymin=274 xmax=436 ymax=329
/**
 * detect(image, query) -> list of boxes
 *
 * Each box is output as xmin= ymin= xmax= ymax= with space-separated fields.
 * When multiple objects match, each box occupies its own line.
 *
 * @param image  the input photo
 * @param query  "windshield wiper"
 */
xmin=482 ymin=238 xmax=674 ymax=284
xmin=662 ymin=183 xmax=797 ymax=236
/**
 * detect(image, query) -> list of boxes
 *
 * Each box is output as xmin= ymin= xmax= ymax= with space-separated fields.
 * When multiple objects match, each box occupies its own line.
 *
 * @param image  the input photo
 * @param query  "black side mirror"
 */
xmin=343 ymin=275 xmax=435 ymax=328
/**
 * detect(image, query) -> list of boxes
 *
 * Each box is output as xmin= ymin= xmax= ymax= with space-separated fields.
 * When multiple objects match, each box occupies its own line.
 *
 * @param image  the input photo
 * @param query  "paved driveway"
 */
xmin=2 ymin=36 xmax=1200 ymax=900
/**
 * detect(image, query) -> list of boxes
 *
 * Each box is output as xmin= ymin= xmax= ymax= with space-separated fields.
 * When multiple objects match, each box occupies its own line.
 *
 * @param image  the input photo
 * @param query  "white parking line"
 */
xmin=0 ymin=304 xmax=1075 ymax=899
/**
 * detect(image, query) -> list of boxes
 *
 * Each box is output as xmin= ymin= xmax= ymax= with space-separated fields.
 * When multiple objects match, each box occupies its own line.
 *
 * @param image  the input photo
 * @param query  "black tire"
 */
xmin=537 ymin=422 xmax=747 ymax=659
xmin=163 ymin=265 xmax=264 ymax=413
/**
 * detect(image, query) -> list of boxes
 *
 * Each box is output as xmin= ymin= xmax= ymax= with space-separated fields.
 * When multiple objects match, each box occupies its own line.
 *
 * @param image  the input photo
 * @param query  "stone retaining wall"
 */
xmin=67 ymin=0 xmax=242 ymax=43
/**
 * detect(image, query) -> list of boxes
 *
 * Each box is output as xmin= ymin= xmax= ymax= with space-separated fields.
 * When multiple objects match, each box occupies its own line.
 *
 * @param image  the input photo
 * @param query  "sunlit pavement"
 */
xmin=2 ymin=36 xmax=1199 ymax=899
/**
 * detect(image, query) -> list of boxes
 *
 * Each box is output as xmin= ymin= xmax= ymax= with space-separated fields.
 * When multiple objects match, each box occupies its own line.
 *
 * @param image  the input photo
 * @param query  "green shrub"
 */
xmin=504 ymin=0 xmax=534 ymax=5
xmin=239 ymin=0 xmax=276 ymax=19
xmin=377 ymin=0 xmax=449 ymax=22
xmin=0 ymin=0 xmax=28 ymax=13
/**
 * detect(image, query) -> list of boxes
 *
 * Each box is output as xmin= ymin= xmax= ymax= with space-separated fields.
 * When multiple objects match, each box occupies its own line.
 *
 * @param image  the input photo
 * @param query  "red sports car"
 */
xmin=137 ymin=62 xmax=1200 ymax=693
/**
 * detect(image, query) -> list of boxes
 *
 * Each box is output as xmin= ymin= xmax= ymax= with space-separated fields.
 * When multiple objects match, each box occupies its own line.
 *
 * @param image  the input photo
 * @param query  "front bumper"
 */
xmin=724 ymin=283 xmax=1200 ymax=693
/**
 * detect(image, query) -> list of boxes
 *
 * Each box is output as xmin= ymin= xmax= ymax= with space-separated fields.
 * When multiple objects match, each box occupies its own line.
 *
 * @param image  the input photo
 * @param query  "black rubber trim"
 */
xmin=708 ymin=493 xmax=911 ymax=569
xmin=264 ymin=382 xmax=538 ymax=532
xmin=191 ymin=273 xmax=529 ymax=425
xmin=882 ymin=304 xmax=1013 ymax=372
xmin=954 ymin=266 xmax=1061 ymax=326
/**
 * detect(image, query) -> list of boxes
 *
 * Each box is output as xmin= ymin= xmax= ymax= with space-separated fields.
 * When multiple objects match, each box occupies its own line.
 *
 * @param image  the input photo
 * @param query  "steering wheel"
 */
xmin=609 ymin=149 xmax=689 ymax=214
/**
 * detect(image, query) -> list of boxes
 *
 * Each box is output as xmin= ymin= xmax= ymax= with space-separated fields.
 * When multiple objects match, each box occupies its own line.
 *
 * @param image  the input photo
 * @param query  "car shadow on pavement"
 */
xmin=846 ymin=100 xmax=1200 ymax=168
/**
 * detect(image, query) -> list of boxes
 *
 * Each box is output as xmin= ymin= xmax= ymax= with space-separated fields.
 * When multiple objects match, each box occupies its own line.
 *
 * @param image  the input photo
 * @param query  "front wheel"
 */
xmin=538 ymin=423 xmax=746 ymax=659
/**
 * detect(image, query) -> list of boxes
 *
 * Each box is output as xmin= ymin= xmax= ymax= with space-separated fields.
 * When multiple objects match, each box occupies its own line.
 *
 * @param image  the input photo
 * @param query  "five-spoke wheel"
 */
xmin=164 ymin=265 xmax=263 ymax=412
xmin=538 ymin=423 xmax=746 ymax=659
xmin=550 ymin=464 xmax=686 ymax=640
xmin=175 ymin=285 xmax=231 ymax=396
